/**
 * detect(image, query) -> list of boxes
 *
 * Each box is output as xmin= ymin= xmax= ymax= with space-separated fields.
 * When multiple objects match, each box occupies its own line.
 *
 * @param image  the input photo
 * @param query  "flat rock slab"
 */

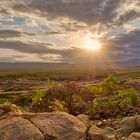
xmin=31 ymin=112 xmax=87 ymax=140
xmin=0 ymin=116 xmax=44 ymax=140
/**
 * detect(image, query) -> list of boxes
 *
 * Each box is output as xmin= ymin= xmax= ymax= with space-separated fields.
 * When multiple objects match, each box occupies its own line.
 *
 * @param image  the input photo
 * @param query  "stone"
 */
xmin=88 ymin=125 xmax=108 ymax=140
xmin=120 ymin=116 xmax=137 ymax=136
xmin=120 ymin=115 xmax=140 ymax=136
xmin=103 ymin=127 xmax=116 ymax=139
xmin=128 ymin=132 xmax=140 ymax=140
xmin=77 ymin=114 xmax=90 ymax=127
xmin=0 ymin=109 xmax=4 ymax=116
xmin=31 ymin=112 xmax=87 ymax=140
xmin=135 ymin=115 xmax=140 ymax=130
xmin=0 ymin=116 xmax=44 ymax=140
xmin=0 ymin=104 xmax=22 ymax=114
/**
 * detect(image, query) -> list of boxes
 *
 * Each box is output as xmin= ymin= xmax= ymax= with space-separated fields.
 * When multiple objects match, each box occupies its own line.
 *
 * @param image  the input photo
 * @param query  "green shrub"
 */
xmin=118 ymin=88 xmax=139 ymax=107
xmin=106 ymin=99 xmax=114 ymax=109
xmin=30 ymin=82 xmax=80 ymax=113
xmin=32 ymin=89 xmax=46 ymax=105
xmin=0 ymin=98 xmax=9 ymax=104
xmin=129 ymin=89 xmax=139 ymax=106
xmin=99 ymin=75 xmax=118 ymax=94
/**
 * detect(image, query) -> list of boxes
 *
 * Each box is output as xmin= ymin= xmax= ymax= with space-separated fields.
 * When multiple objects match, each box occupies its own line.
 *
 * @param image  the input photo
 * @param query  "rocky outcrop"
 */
xmin=1 ymin=104 xmax=140 ymax=140
xmin=77 ymin=114 xmax=90 ymax=128
xmin=0 ymin=104 xmax=87 ymax=140
xmin=30 ymin=112 xmax=87 ymax=140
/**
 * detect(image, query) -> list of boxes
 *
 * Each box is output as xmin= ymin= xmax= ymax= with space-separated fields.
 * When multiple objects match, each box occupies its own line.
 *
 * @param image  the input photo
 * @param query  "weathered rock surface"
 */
xmin=77 ymin=114 xmax=90 ymax=128
xmin=2 ymin=104 xmax=140 ymax=140
xmin=0 ymin=104 xmax=22 ymax=114
xmin=128 ymin=132 xmax=140 ymax=140
xmin=0 ymin=104 xmax=87 ymax=140
xmin=88 ymin=125 xmax=108 ymax=140
xmin=120 ymin=115 xmax=140 ymax=136
xmin=30 ymin=112 xmax=87 ymax=140
xmin=0 ymin=116 xmax=44 ymax=140
xmin=103 ymin=127 xmax=116 ymax=140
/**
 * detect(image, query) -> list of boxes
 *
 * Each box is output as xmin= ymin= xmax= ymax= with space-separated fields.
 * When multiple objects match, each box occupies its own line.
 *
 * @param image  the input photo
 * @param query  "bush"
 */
xmin=99 ymin=75 xmax=118 ymax=94
xmin=30 ymin=82 xmax=81 ymax=113
xmin=118 ymin=88 xmax=139 ymax=107
xmin=129 ymin=89 xmax=139 ymax=106
xmin=82 ymin=75 xmax=118 ymax=97
xmin=32 ymin=89 xmax=46 ymax=105
xmin=0 ymin=98 xmax=9 ymax=104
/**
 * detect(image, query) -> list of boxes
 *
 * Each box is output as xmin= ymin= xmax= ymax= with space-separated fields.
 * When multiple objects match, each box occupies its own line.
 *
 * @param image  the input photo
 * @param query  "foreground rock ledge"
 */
xmin=0 ymin=104 xmax=87 ymax=140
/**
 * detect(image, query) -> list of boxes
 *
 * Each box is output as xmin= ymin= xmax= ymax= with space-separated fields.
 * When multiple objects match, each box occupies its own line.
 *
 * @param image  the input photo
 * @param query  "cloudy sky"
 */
xmin=0 ymin=0 xmax=140 ymax=65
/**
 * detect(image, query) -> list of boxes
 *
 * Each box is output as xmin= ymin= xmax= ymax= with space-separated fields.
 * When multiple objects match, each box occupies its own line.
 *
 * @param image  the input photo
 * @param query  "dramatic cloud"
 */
xmin=12 ymin=0 xmax=140 ymax=26
xmin=0 ymin=30 xmax=22 ymax=38
xmin=0 ymin=0 xmax=139 ymax=65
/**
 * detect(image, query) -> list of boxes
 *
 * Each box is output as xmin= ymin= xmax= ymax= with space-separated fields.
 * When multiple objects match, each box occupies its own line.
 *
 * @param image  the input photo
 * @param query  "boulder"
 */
xmin=120 ymin=115 xmax=140 ymax=136
xmin=120 ymin=116 xmax=137 ymax=136
xmin=30 ymin=112 xmax=87 ymax=140
xmin=88 ymin=125 xmax=108 ymax=140
xmin=77 ymin=114 xmax=90 ymax=127
xmin=0 ymin=116 xmax=44 ymax=140
xmin=128 ymin=132 xmax=140 ymax=140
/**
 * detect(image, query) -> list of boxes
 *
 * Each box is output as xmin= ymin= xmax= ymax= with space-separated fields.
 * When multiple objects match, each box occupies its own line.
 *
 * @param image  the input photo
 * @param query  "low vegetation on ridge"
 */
xmin=0 ymin=71 xmax=140 ymax=119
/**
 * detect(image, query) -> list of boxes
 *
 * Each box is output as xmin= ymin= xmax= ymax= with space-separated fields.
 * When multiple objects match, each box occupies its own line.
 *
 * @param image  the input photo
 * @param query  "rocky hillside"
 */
xmin=0 ymin=104 xmax=140 ymax=140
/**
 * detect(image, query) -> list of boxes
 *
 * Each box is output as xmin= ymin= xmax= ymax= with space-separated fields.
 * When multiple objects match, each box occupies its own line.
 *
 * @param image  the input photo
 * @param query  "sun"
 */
xmin=85 ymin=36 xmax=102 ymax=51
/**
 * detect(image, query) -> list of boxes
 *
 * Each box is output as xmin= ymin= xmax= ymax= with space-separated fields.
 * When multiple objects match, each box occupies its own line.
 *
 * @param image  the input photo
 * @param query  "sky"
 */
xmin=0 ymin=0 xmax=140 ymax=66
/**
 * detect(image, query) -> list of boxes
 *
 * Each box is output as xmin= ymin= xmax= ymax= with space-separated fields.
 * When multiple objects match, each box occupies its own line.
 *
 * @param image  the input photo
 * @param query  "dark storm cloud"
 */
xmin=12 ymin=0 xmax=139 ymax=27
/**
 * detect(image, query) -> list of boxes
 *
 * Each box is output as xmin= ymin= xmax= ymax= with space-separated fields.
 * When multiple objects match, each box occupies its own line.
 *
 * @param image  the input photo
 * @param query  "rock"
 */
xmin=97 ymin=121 xmax=103 ymax=127
xmin=0 ymin=116 xmax=44 ymax=140
xmin=103 ymin=127 xmax=116 ymax=139
xmin=120 ymin=116 xmax=137 ymax=136
xmin=0 ymin=109 xmax=4 ymax=116
xmin=0 ymin=104 xmax=22 ymax=114
xmin=135 ymin=115 xmax=140 ymax=130
xmin=77 ymin=114 xmax=90 ymax=127
xmin=120 ymin=115 xmax=140 ymax=136
xmin=31 ymin=112 xmax=87 ymax=140
xmin=128 ymin=132 xmax=140 ymax=140
xmin=94 ymin=114 xmax=101 ymax=119
xmin=88 ymin=125 xmax=108 ymax=140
